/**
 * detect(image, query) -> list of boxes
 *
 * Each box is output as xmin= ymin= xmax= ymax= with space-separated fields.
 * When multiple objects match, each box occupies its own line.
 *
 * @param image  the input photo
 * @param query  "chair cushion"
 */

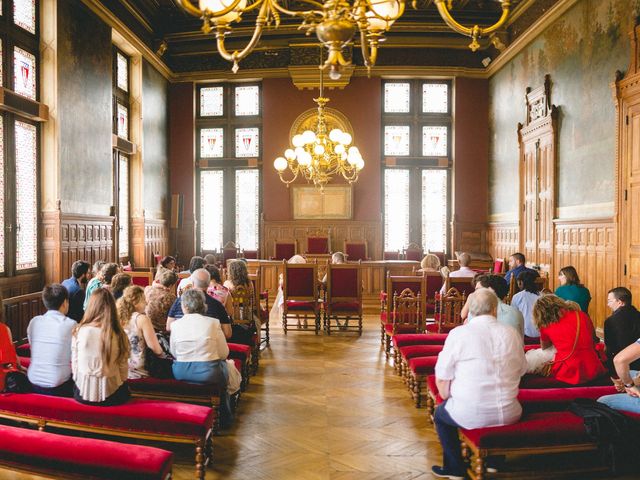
xmin=329 ymin=301 xmax=361 ymax=312
xmin=392 ymin=333 xmax=448 ymax=347
xmin=384 ymin=323 xmax=419 ymax=335
xmin=461 ymin=412 xmax=591 ymax=449
xmin=228 ymin=343 xmax=251 ymax=357
xmin=425 ymin=323 xmax=455 ymax=334
xmin=426 ymin=374 xmax=443 ymax=405
xmin=518 ymin=386 xmax=617 ymax=413
xmin=408 ymin=356 xmax=438 ymax=375
xmin=285 ymin=300 xmax=318 ymax=311
xmin=399 ymin=344 xmax=444 ymax=360
xmin=519 ymin=373 xmax=611 ymax=389
xmin=0 ymin=424 xmax=173 ymax=480
xmin=128 ymin=377 xmax=224 ymax=396
xmin=0 ymin=393 xmax=214 ymax=438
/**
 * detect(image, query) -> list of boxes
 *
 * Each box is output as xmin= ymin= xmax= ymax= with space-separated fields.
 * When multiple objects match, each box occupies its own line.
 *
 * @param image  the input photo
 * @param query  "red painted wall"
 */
xmin=262 ymin=77 xmax=381 ymax=221
xmin=453 ymin=77 xmax=489 ymax=223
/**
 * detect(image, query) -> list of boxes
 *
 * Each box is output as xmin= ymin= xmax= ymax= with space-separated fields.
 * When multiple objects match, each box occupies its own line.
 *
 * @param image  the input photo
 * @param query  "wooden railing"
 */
xmin=3 ymin=291 xmax=45 ymax=342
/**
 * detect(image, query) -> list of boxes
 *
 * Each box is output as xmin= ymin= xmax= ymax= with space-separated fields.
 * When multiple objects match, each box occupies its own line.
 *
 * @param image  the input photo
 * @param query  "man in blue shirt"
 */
xmin=27 ymin=284 xmax=76 ymax=397
xmin=61 ymin=260 xmax=90 ymax=321
xmin=504 ymin=252 xmax=539 ymax=285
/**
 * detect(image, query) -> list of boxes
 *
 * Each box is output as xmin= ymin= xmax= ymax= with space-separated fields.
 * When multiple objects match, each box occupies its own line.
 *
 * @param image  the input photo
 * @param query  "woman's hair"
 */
xmin=110 ymin=273 xmax=132 ymax=298
xmin=116 ymin=285 xmax=145 ymax=328
xmin=75 ymin=289 xmax=129 ymax=366
xmin=205 ymin=264 xmax=222 ymax=284
xmin=473 ymin=274 xmax=491 ymax=289
xmin=92 ymin=260 xmax=105 ymax=276
xmin=182 ymin=289 xmax=206 ymax=314
xmin=288 ymin=255 xmax=306 ymax=264
xmin=160 ymin=256 xmax=176 ymax=268
xmin=517 ymin=270 xmax=540 ymax=294
xmin=204 ymin=254 xmax=216 ymax=265
xmin=156 ymin=268 xmax=178 ymax=288
xmin=227 ymin=260 xmax=250 ymax=287
xmin=188 ymin=256 xmax=206 ymax=273
xmin=487 ymin=275 xmax=509 ymax=300
xmin=420 ymin=254 xmax=441 ymax=270
xmin=101 ymin=263 xmax=119 ymax=284
xmin=559 ymin=266 xmax=582 ymax=287
xmin=532 ymin=294 xmax=579 ymax=329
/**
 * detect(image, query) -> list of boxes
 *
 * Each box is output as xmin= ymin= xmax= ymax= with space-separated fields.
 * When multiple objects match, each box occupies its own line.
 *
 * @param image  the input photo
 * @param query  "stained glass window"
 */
xmin=200 ymin=171 xmax=224 ymax=251
xmin=422 ymin=126 xmax=448 ymax=156
xmin=13 ymin=0 xmax=36 ymax=34
xmin=235 ymin=86 xmax=259 ymax=116
xmin=235 ymin=128 xmax=259 ymax=157
xmin=116 ymin=52 xmax=128 ymax=92
xmin=384 ymin=126 xmax=410 ymax=156
xmin=118 ymin=154 xmax=129 ymax=257
xmin=384 ymin=169 xmax=410 ymax=251
xmin=235 ymin=170 xmax=259 ymax=250
xmin=13 ymin=47 xmax=36 ymax=100
xmin=422 ymin=170 xmax=447 ymax=252
xmin=200 ymin=86 xmax=224 ymax=116
xmin=0 ymin=117 xmax=4 ymax=273
xmin=384 ymin=83 xmax=410 ymax=113
xmin=117 ymin=103 xmax=129 ymax=139
xmin=200 ymin=128 xmax=224 ymax=158
xmin=422 ymin=83 xmax=448 ymax=113
xmin=14 ymin=120 xmax=37 ymax=270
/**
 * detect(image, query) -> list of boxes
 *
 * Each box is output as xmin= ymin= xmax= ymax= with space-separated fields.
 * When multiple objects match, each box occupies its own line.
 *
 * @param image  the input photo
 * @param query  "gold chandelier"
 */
xmin=176 ymin=0 xmax=512 ymax=78
xmin=273 ymin=59 xmax=364 ymax=189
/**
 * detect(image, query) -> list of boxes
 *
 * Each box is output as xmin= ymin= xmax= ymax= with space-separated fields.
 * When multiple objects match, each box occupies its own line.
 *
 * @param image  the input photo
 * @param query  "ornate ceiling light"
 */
xmin=176 ymin=0 xmax=512 ymax=78
xmin=273 ymin=56 xmax=364 ymax=190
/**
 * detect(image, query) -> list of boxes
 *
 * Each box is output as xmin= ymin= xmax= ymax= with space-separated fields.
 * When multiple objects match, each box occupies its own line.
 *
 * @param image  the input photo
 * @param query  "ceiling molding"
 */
xmin=487 ymin=0 xmax=581 ymax=77
xmin=79 ymin=0 xmax=173 ymax=80
xmin=505 ymin=0 xmax=539 ymax=27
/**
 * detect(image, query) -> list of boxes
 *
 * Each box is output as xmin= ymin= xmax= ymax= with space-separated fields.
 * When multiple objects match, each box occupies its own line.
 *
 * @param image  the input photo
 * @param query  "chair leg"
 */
xmin=265 ymin=319 xmax=270 ymax=345
xmin=413 ymin=375 xmax=422 ymax=408
xmin=282 ymin=312 xmax=287 ymax=334
xmin=425 ymin=394 xmax=434 ymax=423
xmin=474 ymin=454 xmax=485 ymax=480
xmin=358 ymin=315 xmax=362 ymax=335
xmin=384 ymin=334 xmax=391 ymax=358
xmin=380 ymin=324 xmax=385 ymax=345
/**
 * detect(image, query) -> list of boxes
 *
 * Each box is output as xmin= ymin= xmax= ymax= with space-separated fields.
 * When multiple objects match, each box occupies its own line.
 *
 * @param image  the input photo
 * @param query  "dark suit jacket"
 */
xmin=604 ymin=304 xmax=640 ymax=375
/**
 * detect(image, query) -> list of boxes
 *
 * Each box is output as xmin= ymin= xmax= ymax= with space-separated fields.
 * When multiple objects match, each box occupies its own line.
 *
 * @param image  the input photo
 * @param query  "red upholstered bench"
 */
xmin=228 ymin=342 xmax=253 ymax=383
xmin=396 ymin=344 xmax=443 ymax=377
xmin=519 ymin=373 xmax=611 ymax=389
xmin=459 ymin=412 xmax=608 ymax=480
xmin=392 ymin=333 xmax=447 ymax=372
xmin=0 ymin=393 xmax=215 ymax=479
xmin=0 ymin=424 xmax=173 ymax=480
xmin=518 ymin=385 xmax=617 ymax=413
xmin=407 ymin=356 xmax=438 ymax=407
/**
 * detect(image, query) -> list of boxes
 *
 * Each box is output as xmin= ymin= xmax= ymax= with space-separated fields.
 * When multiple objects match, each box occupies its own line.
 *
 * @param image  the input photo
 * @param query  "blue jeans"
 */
xmin=598 ymin=370 xmax=640 ymax=413
xmin=433 ymin=400 xmax=465 ymax=475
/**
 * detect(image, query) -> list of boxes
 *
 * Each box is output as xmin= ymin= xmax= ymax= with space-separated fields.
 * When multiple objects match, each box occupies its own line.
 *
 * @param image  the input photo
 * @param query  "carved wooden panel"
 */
xmin=3 ymin=291 xmax=46 ymax=341
xmin=262 ymin=220 xmax=382 ymax=261
xmin=0 ymin=273 xmax=42 ymax=299
xmin=41 ymin=209 xmax=61 ymax=284
xmin=487 ymin=222 xmax=519 ymax=261
xmin=61 ymin=214 xmax=115 ymax=277
xmin=452 ymin=221 xmax=486 ymax=254
xmin=554 ymin=220 xmax=616 ymax=333
xmin=144 ymin=219 xmax=169 ymax=267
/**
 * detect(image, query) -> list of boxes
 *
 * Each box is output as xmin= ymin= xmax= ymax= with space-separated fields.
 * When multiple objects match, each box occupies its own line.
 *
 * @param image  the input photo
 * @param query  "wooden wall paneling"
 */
xmin=452 ymin=221 xmax=487 ymax=254
xmin=131 ymin=217 xmax=146 ymax=267
xmin=554 ymin=219 xmax=616 ymax=333
xmin=487 ymin=222 xmax=519 ymax=261
xmin=3 ymin=291 xmax=46 ymax=341
xmin=41 ymin=209 xmax=62 ymax=284
xmin=144 ymin=219 xmax=169 ymax=267
xmin=0 ymin=273 xmax=42 ymax=299
xmin=60 ymin=213 xmax=115 ymax=278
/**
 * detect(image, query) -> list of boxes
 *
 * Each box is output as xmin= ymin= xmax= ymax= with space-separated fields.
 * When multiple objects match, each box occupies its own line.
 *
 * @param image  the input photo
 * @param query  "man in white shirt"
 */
xmin=440 ymin=252 xmax=475 ymax=294
xmin=432 ymin=289 xmax=527 ymax=479
xmin=27 ymin=284 xmax=77 ymax=397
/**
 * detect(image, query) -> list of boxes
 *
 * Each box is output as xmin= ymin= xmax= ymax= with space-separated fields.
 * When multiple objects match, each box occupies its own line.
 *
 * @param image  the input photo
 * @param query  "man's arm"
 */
xmin=436 ymin=378 xmax=451 ymax=400
xmin=613 ymin=341 xmax=640 ymax=388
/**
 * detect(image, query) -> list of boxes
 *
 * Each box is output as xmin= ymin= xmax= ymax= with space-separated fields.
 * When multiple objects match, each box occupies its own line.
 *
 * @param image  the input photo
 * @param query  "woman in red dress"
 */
xmin=532 ymin=295 xmax=606 ymax=385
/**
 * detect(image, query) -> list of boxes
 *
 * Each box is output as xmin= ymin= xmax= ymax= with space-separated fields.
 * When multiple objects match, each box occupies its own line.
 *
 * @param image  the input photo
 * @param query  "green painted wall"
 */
xmin=489 ymin=0 xmax=640 ymax=219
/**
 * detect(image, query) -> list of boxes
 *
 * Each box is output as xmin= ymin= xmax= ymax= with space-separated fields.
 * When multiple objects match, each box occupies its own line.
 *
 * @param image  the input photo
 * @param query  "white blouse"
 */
xmin=72 ymin=326 xmax=128 ymax=402
xmin=170 ymin=313 xmax=229 ymax=363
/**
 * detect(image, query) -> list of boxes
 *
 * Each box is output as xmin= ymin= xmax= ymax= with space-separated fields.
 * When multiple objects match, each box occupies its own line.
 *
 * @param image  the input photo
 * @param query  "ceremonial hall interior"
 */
xmin=3 ymin=0 xmax=640 ymax=478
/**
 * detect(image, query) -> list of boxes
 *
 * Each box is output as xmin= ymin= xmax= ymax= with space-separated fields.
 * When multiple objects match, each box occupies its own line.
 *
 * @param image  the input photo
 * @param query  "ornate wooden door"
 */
xmin=518 ymin=75 xmax=558 ymax=276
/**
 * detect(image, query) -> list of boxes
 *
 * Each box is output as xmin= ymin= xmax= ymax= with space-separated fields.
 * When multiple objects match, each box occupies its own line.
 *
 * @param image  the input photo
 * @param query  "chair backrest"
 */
xmin=506 ymin=274 xmax=517 ymax=303
xmin=429 ymin=251 xmax=447 ymax=268
xmin=385 ymin=273 xmax=426 ymax=321
xmin=274 ymin=242 xmax=296 ymax=260
xmin=392 ymin=288 xmax=423 ymax=332
xmin=446 ymin=277 xmax=475 ymax=297
xmin=229 ymin=284 xmax=255 ymax=326
xmin=242 ymin=249 xmax=258 ymax=259
xmin=223 ymin=242 xmax=239 ymax=264
xmin=492 ymin=258 xmax=505 ymax=274
xmin=128 ymin=271 xmax=153 ymax=288
xmin=153 ymin=254 xmax=162 ymax=266
xmin=424 ymin=271 xmax=444 ymax=312
xmin=383 ymin=251 xmax=401 ymax=260
xmin=404 ymin=243 xmax=423 ymax=262
xmin=327 ymin=264 xmax=362 ymax=304
xmin=283 ymin=262 xmax=318 ymax=301
xmin=344 ymin=241 xmax=367 ymax=262
xmin=248 ymin=270 xmax=268 ymax=313
xmin=307 ymin=236 xmax=330 ymax=254
xmin=435 ymin=288 xmax=466 ymax=332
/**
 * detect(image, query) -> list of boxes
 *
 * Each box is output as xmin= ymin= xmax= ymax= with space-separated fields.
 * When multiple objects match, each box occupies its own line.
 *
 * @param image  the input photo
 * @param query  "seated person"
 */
xmin=0 ymin=292 xmax=25 ymax=392
xmin=72 ymin=289 xmax=130 ymax=406
xmin=177 ymin=256 xmax=206 ymax=296
xmin=206 ymin=265 xmax=233 ymax=316
xmin=433 ymin=289 xmax=527 ymax=479
xmin=527 ymin=294 xmax=605 ymax=385
xmin=511 ymin=270 xmax=542 ymax=341
xmin=440 ymin=252 xmax=474 ymax=293
xmin=419 ymin=253 xmax=441 ymax=273
xmin=554 ymin=266 xmax=591 ymax=313
xmin=224 ymin=260 xmax=259 ymax=343
xmin=204 ymin=253 xmax=216 ymax=265
xmin=604 ymin=287 xmax=640 ymax=377
xmin=598 ymin=340 xmax=640 ymax=413
xmin=117 ymin=286 xmax=166 ymax=379
xmin=167 ymin=268 xmax=232 ymax=339
xmin=504 ymin=252 xmax=539 ymax=285
xmin=321 ymin=251 xmax=346 ymax=284
xmin=27 ymin=284 xmax=76 ymax=396
xmin=61 ymin=260 xmax=90 ymax=321
xmin=270 ymin=254 xmax=307 ymax=324
xmin=83 ymin=261 xmax=117 ymax=310
xmin=160 ymin=255 xmax=177 ymax=272
xmin=145 ymin=268 xmax=178 ymax=333
xmin=110 ymin=273 xmax=132 ymax=300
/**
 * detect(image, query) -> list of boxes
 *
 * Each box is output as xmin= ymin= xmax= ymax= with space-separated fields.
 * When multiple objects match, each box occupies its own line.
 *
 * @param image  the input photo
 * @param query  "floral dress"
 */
xmin=125 ymin=312 xmax=148 ymax=379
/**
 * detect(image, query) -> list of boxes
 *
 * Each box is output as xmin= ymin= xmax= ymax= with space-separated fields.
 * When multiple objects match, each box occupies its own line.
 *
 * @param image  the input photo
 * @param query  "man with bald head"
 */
xmin=167 ymin=268 xmax=232 ymax=338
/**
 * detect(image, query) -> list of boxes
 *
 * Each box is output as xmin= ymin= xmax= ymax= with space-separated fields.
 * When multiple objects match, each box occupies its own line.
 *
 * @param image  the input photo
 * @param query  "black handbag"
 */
xmin=145 ymin=333 xmax=174 ymax=379
xmin=4 ymin=371 xmax=32 ymax=393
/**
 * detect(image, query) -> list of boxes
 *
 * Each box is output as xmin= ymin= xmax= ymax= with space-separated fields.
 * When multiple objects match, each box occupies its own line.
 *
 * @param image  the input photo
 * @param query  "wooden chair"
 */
xmin=242 ymin=249 xmax=258 ymax=259
xmin=153 ymin=253 xmax=162 ymax=266
xmin=222 ymin=241 xmax=239 ymax=265
xmin=249 ymin=271 xmax=270 ymax=346
xmin=423 ymin=271 xmax=444 ymax=318
xmin=344 ymin=241 xmax=368 ymax=262
xmin=404 ymin=243 xmax=423 ymax=262
xmin=383 ymin=251 xmax=401 ymax=260
xmin=282 ymin=262 xmax=320 ymax=334
xmin=505 ymin=271 xmax=547 ymax=304
xmin=128 ymin=271 xmax=153 ymax=288
xmin=492 ymin=257 xmax=505 ymax=274
xmin=431 ymin=288 xmax=465 ymax=333
xmin=383 ymin=289 xmax=423 ymax=358
xmin=325 ymin=263 xmax=362 ymax=335
xmin=444 ymin=276 xmax=476 ymax=297
xmin=229 ymin=284 xmax=259 ymax=373
xmin=306 ymin=235 xmax=330 ymax=254
xmin=273 ymin=241 xmax=296 ymax=260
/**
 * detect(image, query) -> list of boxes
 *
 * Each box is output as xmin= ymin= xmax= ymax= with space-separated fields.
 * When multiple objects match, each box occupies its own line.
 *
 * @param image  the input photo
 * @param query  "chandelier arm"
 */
xmin=237 ymin=0 xmax=269 ymax=15
xmin=359 ymin=29 xmax=378 ymax=68
xmin=475 ymin=2 xmax=511 ymax=36
xmin=175 ymin=0 xmax=203 ymax=16
xmin=215 ymin=3 xmax=268 ymax=63
xmin=434 ymin=0 xmax=511 ymax=38
xmin=361 ymin=0 xmax=405 ymax=22
xmin=269 ymin=0 xmax=324 ymax=18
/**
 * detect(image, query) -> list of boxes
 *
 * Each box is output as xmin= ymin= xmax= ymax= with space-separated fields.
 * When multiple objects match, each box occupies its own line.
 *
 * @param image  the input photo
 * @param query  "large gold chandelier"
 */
xmin=273 ymin=59 xmax=364 ymax=189
xmin=176 ymin=0 xmax=512 ymax=78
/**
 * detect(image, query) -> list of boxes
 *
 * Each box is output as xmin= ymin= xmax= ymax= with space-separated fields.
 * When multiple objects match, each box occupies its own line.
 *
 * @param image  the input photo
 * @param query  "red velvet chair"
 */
xmin=222 ymin=242 xmax=239 ymax=265
xmin=249 ymin=271 xmax=270 ymax=346
xmin=273 ymin=241 xmax=296 ymax=260
xmin=153 ymin=253 xmax=162 ymax=266
xmin=344 ymin=241 xmax=368 ymax=261
xmin=404 ymin=243 xmax=423 ymax=262
xmin=325 ymin=263 xmax=362 ymax=335
xmin=128 ymin=271 xmax=153 ymax=288
xmin=383 ymin=251 xmax=401 ymax=260
xmin=380 ymin=273 xmax=426 ymax=348
xmin=282 ymin=262 xmax=320 ymax=334
xmin=446 ymin=276 xmax=476 ymax=297
xmin=242 ymin=249 xmax=258 ymax=259
xmin=423 ymin=271 xmax=444 ymax=317
xmin=427 ymin=288 xmax=465 ymax=334
xmin=492 ymin=257 xmax=505 ymax=274
xmin=306 ymin=235 xmax=330 ymax=254
xmin=383 ymin=288 xmax=424 ymax=359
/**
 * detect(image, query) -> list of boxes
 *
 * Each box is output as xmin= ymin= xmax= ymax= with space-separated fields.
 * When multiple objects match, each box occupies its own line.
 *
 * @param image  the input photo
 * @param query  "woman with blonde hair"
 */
xmin=117 ymin=286 xmax=165 ymax=379
xmin=420 ymin=253 xmax=441 ymax=272
xmin=526 ymin=294 xmax=605 ymax=384
xmin=72 ymin=289 xmax=130 ymax=405
xmin=110 ymin=273 xmax=132 ymax=300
